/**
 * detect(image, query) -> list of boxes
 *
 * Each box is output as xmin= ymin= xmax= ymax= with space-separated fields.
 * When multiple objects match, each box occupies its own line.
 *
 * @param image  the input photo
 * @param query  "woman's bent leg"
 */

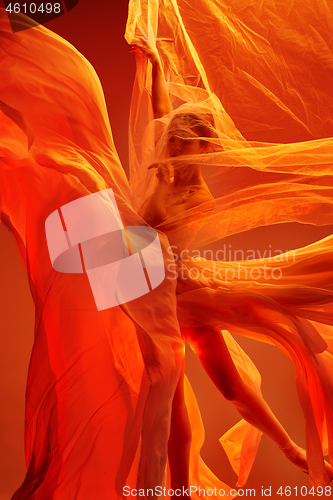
xmin=168 ymin=360 xmax=192 ymax=498
xmin=183 ymin=327 xmax=327 ymax=476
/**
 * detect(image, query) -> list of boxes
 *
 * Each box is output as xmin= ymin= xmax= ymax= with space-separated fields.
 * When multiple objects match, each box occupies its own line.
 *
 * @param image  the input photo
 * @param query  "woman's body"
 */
xmin=0 ymin=11 xmax=186 ymax=498
xmin=131 ymin=37 xmax=333 ymax=490
xmin=1 ymin=2 xmax=333 ymax=498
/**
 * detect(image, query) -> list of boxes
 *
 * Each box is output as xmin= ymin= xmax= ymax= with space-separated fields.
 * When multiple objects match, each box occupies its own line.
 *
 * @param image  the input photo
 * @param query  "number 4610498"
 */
xmin=277 ymin=485 xmax=332 ymax=496
xmin=6 ymin=3 xmax=61 ymax=14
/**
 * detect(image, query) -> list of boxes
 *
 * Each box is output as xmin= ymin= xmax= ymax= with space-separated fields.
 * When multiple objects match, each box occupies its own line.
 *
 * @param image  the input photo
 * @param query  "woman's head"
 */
xmin=167 ymin=113 xmax=213 ymax=157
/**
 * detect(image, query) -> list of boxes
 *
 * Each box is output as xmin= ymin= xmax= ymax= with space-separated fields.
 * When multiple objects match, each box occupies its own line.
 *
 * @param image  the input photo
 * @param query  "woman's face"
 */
xmin=167 ymin=116 xmax=206 ymax=158
xmin=167 ymin=130 xmax=203 ymax=157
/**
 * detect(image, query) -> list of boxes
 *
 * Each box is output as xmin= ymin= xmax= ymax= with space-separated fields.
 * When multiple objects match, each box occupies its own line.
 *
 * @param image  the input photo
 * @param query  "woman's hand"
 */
xmin=143 ymin=163 xmax=172 ymax=227
xmin=148 ymin=163 xmax=172 ymax=186
xmin=129 ymin=38 xmax=160 ymax=67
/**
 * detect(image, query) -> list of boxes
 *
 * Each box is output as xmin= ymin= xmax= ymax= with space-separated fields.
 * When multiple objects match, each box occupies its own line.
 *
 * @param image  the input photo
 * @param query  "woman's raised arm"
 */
xmin=129 ymin=38 xmax=172 ymax=119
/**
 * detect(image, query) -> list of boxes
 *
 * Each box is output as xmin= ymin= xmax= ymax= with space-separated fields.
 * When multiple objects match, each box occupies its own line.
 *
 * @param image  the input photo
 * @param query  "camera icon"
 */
xmin=45 ymin=189 xmax=165 ymax=310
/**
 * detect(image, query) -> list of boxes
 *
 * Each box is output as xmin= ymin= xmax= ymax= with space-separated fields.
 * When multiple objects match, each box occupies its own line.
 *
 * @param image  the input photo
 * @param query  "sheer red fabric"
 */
xmin=0 ymin=9 xmax=185 ymax=499
xmin=0 ymin=0 xmax=333 ymax=498
xmin=125 ymin=0 xmax=333 ymax=491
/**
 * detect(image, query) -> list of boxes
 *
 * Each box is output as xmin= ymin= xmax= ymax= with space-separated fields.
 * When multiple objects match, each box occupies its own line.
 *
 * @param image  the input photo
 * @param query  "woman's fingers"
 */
xmin=148 ymin=163 xmax=167 ymax=170
xmin=129 ymin=38 xmax=159 ymax=63
xmin=130 ymin=37 xmax=148 ymax=52
xmin=157 ymin=164 xmax=171 ymax=184
xmin=129 ymin=44 xmax=143 ymax=54
xmin=148 ymin=163 xmax=172 ymax=185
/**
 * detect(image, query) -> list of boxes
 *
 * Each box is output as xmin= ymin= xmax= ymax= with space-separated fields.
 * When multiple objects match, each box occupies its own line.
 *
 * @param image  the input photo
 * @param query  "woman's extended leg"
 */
xmin=183 ymin=326 xmax=331 ymax=477
xmin=168 ymin=359 xmax=192 ymax=498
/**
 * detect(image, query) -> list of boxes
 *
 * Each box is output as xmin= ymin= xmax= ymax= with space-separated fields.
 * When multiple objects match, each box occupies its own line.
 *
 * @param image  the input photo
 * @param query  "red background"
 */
xmin=0 ymin=1 xmax=332 ymax=498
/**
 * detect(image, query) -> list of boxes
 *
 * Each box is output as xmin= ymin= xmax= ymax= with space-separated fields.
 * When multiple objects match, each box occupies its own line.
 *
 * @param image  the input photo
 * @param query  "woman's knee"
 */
xmin=221 ymin=378 xmax=247 ymax=402
xmin=182 ymin=326 xmax=213 ymax=350
xmin=182 ymin=326 xmax=248 ymax=402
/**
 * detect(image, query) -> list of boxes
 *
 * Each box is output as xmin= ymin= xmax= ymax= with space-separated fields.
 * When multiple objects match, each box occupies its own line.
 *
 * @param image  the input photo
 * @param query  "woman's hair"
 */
xmin=168 ymin=112 xmax=214 ymax=147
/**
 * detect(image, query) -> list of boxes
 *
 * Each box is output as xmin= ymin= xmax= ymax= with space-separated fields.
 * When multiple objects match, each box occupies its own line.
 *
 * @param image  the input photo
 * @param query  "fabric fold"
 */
xmin=126 ymin=0 xmax=333 ymax=490
xmin=0 ymin=8 xmax=183 ymax=498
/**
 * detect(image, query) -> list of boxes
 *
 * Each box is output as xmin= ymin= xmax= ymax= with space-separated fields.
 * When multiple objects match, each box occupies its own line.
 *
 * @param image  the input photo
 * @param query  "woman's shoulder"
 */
xmin=184 ymin=186 xmax=214 ymax=207
xmin=187 ymin=184 xmax=213 ymax=198
xmin=164 ymin=184 xmax=214 ymax=219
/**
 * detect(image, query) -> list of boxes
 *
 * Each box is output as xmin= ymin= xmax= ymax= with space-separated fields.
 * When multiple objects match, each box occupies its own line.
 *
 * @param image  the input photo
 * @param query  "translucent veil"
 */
xmin=0 ymin=2 xmax=332 ymax=497
xmin=125 ymin=0 xmax=333 ymax=250
xmin=125 ymin=0 xmax=333 ymax=490
xmin=0 ymin=9 xmax=184 ymax=498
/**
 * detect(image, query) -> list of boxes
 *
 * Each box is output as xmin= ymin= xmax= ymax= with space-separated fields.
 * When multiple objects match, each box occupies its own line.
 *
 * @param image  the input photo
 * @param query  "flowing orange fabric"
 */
xmin=125 ymin=0 xmax=333 ymax=490
xmin=0 ymin=9 xmax=187 ymax=499
xmin=1 ymin=0 xmax=333 ymax=498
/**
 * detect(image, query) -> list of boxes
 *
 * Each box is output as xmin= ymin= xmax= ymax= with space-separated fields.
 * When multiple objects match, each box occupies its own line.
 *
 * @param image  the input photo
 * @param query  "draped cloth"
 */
xmin=125 ymin=0 xmax=333 ymax=491
xmin=0 ymin=1 xmax=333 ymax=499
xmin=0 ymin=9 xmax=186 ymax=499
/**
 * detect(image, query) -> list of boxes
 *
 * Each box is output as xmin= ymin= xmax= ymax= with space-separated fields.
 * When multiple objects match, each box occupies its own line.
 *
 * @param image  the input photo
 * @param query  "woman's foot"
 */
xmin=279 ymin=442 xmax=333 ymax=480
xmin=279 ymin=443 xmax=308 ymax=473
